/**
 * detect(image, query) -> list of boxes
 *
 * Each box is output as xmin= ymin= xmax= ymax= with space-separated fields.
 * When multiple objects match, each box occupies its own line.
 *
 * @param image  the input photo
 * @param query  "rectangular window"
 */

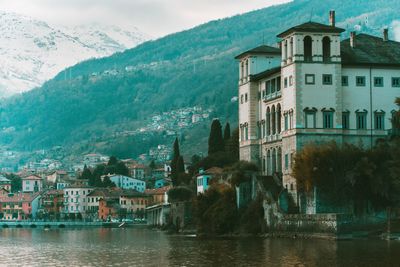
xmin=289 ymin=75 xmax=293 ymax=86
xmin=392 ymin=77 xmax=400 ymax=87
xmin=284 ymin=114 xmax=288 ymax=131
xmin=374 ymin=77 xmax=384 ymax=87
xmin=356 ymin=113 xmax=367 ymax=129
xmin=375 ymin=113 xmax=385 ymax=130
xmin=323 ymin=111 xmax=334 ymax=128
xmin=284 ymin=78 xmax=288 ymax=88
xmin=342 ymin=76 xmax=348 ymax=86
xmin=356 ymin=76 xmax=366 ymax=86
xmin=284 ymin=154 xmax=289 ymax=170
xmin=342 ymin=112 xmax=350 ymax=129
xmin=266 ymin=81 xmax=271 ymax=95
xmin=322 ymin=74 xmax=332 ymax=85
xmin=305 ymin=74 xmax=315 ymax=85
xmin=305 ymin=112 xmax=316 ymax=128
xmin=277 ymin=77 xmax=281 ymax=91
xmin=271 ymin=79 xmax=276 ymax=93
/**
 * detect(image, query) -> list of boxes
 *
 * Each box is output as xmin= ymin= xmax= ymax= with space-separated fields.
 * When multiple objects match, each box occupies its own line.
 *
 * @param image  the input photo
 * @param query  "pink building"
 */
xmin=0 ymin=192 xmax=41 ymax=220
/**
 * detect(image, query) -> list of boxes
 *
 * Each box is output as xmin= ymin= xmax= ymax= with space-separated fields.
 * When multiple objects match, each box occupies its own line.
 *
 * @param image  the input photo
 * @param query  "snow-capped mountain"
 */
xmin=0 ymin=11 xmax=150 ymax=98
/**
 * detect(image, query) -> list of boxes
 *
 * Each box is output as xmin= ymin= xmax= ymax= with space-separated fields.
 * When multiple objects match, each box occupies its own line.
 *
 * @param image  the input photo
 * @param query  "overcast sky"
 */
xmin=0 ymin=0 xmax=290 ymax=37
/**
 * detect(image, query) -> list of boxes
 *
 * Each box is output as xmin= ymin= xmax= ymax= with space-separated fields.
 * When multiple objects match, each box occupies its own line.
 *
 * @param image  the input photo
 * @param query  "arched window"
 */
xmin=290 ymin=37 xmax=294 ymax=58
xmin=266 ymin=107 xmax=271 ymax=136
xmin=303 ymin=36 xmax=312 ymax=62
xmin=245 ymin=59 xmax=249 ymax=77
xmin=272 ymin=148 xmax=277 ymax=174
xmin=322 ymin=36 xmax=331 ymax=62
xmin=284 ymin=40 xmax=288 ymax=60
xmin=271 ymin=105 xmax=276 ymax=135
xmin=267 ymin=150 xmax=271 ymax=175
xmin=277 ymin=147 xmax=282 ymax=173
xmin=277 ymin=104 xmax=282 ymax=134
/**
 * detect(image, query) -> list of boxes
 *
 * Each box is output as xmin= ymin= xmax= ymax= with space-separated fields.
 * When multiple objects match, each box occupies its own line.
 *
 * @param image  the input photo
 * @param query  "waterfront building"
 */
xmin=22 ymin=175 xmax=43 ymax=193
xmin=109 ymin=174 xmax=146 ymax=192
xmin=236 ymin=11 xmax=400 ymax=213
xmin=0 ymin=175 xmax=11 ymax=191
xmin=86 ymin=188 xmax=121 ymax=219
xmin=98 ymin=197 xmax=119 ymax=221
xmin=0 ymin=192 xmax=41 ymax=220
xmin=145 ymin=186 xmax=171 ymax=226
xmin=63 ymin=185 xmax=93 ymax=215
xmin=40 ymin=190 xmax=64 ymax=218
xmin=119 ymin=190 xmax=151 ymax=219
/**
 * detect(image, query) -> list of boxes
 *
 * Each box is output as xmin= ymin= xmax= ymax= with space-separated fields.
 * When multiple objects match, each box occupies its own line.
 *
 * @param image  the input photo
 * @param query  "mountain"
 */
xmin=1 ymin=0 xmax=400 ymax=159
xmin=0 ymin=11 xmax=150 ymax=98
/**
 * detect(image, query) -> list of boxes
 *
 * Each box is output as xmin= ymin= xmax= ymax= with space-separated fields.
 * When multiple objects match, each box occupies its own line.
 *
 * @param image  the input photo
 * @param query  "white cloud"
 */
xmin=0 ymin=0 xmax=290 ymax=37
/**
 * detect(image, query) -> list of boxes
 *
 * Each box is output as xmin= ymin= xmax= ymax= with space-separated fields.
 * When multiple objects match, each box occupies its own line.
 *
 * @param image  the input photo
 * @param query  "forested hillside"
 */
xmin=1 ymin=0 xmax=398 ymax=158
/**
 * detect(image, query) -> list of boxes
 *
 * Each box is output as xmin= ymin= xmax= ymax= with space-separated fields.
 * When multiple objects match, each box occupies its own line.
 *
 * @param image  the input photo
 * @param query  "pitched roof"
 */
xmin=235 ymin=45 xmax=280 ymax=59
xmin=340 ymin=33 xmax=400 ymax=66
xmin=277 ymin=21 xmax=345 ymax=38
xmin=23 ymin=175 xmax=42 ymax=180
xmin=0 ymin=192 xmax=40 ymax=203
xmin=145 ymin=186 xmax=171 ymax=195
xmin=249 ymin=66 xmax=281 ymax=82
xmin=0 ymin=175 xmax=10 ymax=183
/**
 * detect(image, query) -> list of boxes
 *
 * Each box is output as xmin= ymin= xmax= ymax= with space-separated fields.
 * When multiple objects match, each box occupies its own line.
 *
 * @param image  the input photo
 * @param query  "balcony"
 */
xmin=263 ymin=134 xmax=282 ymax=143
xmin=263 ymin=91 xmax=281 ymax=102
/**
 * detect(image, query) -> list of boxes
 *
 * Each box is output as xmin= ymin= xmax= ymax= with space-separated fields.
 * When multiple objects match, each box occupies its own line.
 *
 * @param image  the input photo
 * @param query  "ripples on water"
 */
xmin=0 ymin=227 xmax=399 ymax=267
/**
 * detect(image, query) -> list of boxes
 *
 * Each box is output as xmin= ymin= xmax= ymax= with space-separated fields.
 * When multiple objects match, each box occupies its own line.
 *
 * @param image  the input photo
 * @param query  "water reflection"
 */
xmin=0 ymin=228 xmax=398 ymax=266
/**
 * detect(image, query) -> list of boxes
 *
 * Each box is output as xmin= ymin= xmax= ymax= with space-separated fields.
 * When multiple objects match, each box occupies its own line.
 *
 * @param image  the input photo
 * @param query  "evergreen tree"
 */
xmin=115 ymin=161 xmax=129 ymax=176
xmin=171 ymin=138 xmax=183 ymax=186
xmin=149 ymin=160 xmax=156 ymax=170
xmin=208 ymin=119 xmax=224 ymax=155
xmin=79 ymin=165 xmax=92 ymax=180
xmin=108 ymin=156 xmax=118 ymax=166
xmin=177 ymin=156 xmax=185 ymax=174
xmin=102 ymin=175 xmax=116 ymax=188
xmin=223 ymin=122 xmax=231 ymax=141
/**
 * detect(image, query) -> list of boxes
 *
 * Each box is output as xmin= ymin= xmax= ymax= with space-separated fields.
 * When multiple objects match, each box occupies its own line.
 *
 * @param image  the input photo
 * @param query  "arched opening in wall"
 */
xmin=277 ymin=104 xmax=282 ymax=134
xmin=272 ymin=148 xmax=277 ymax=174
xmin=267 ymin=150 xmax=271 ymax=175
xmin=322 ymin=36 xmax=331 ymax=62
xmin=303 ymin=36 xmax=312 ymax=62
xmin=271 ymin=105 xmax=276 ymax=135
xmin=266 ymin=107 xmax=271 ymax=136
xmin=277 ymin=147 xmax=282 ymax=173
xmin=290 ymin=37 xmax=294 ymax=58
xmin=240 ymin=62 xmax=244 ymax=79
xmin=245 ymin=59 xmax=248 ymax=77
xmin=284 ymin=40 xmax=288 ymax=60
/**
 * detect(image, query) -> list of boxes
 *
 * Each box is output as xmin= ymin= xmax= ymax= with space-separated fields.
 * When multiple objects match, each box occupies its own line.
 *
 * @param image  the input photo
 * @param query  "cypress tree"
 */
xmin=171 ymin=137 xmax=182 ymax=186
xmin=223 ymin=122 xmax=231 ymax=141
xmin=208 ymin=119 xmax=224 ymax=155
xmin=80 ymin=165 xmax=92 ymax=180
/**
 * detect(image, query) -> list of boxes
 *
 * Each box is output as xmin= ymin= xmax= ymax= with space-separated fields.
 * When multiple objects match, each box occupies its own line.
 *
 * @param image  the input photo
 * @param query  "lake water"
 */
xmin=0 ymin=227 xmax=399 ymax=266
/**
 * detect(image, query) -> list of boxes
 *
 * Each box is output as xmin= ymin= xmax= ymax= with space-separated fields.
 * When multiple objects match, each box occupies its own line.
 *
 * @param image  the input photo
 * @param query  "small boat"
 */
xmin=118 ymin=222 xmax=126 ymax=228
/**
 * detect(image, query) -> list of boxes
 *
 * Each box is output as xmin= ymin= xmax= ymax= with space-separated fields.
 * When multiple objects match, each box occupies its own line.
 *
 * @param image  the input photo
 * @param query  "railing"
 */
xmin=263 ymin=91 xmax=281 ymax=102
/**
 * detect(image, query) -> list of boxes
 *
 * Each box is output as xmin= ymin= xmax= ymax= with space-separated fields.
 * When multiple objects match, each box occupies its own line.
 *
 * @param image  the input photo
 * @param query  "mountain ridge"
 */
xmin=0 ymin=11 xmax=150 ymax=98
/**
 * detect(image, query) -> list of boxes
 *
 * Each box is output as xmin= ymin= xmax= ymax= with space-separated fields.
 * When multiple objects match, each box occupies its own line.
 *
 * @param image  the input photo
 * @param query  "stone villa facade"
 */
xmin=237 ymin=11 xmax=400 ymax=211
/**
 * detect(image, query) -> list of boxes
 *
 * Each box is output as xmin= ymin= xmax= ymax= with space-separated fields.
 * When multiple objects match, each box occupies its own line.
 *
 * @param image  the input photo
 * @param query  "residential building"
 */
xmin=119 ymin=190 xmax=151 ymax=219
xmin=0 ymin=175 xmax=11 ymax=191
xmin=22 ymin=175 xmax=43 ymax=193
xmin=109 ymin=174 xmax=146 ymax=192
xmin=196 ymin=167 xmax=223 ymax=195
xmin=40 ymin=190 xmax=64 ymax=218
xmin=236 ymin=11 xmax=400 ymax=213
xmin=0 ymin=192 xmax=41 ymax=220
xmin=63 ymin=185 xmax=93 ymax=215
xmin=145 ymin=186 xmax=171 ymax=205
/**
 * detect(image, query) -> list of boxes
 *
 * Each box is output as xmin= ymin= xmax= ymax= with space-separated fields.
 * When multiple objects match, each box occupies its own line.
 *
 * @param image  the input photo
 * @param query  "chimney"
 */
xmin=350 ymin=32 xmax=356 ymax=48
xmin=329 ymin=10 xmax=335 ymax=27
xmin=383 ymin=28 xmax=389 ymax=41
